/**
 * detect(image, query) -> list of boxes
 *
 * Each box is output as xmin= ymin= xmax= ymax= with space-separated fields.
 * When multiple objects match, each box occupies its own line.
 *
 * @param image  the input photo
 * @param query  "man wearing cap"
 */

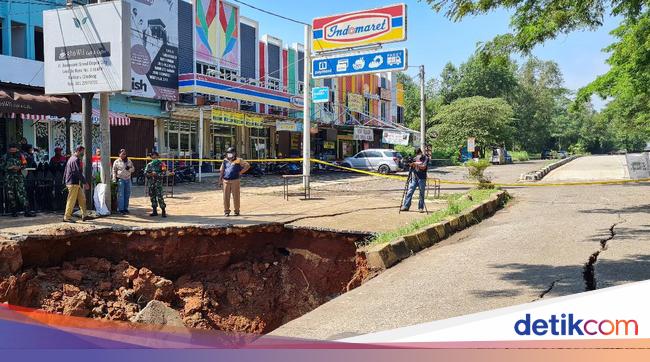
xmin=144 ymin=151 xmax=167 ymax=217
xmin=1 ymin=144 xmax=35 ymax=217
xmin=218 ymin=147 xmax=250 ymax=217
xmin=63 ymin=146 xmax=89 ymax=222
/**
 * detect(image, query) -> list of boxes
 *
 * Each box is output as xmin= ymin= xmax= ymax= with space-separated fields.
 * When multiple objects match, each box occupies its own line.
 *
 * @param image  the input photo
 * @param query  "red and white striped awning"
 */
xmin=18 ymin=110 xmax=130 ymax=126
xmin=71 ymin=109 xmax=131 ymax=126
xmin=18 ymin=114 xmax=65 ymax=121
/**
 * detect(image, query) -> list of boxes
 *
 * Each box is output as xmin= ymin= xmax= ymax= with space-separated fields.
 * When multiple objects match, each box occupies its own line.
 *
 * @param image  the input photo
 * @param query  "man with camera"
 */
xmin=112 ymin=149 xmax=135 ymax=215
xmin=400 ymin=148 xmax=429 ymax=212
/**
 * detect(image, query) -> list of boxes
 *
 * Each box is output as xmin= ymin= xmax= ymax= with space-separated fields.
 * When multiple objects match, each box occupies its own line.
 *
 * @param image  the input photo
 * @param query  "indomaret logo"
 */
xmin=324 ymin=13 xmax=391 ymax=43
xmin=515 ymin=314 xmax=639 ymax=336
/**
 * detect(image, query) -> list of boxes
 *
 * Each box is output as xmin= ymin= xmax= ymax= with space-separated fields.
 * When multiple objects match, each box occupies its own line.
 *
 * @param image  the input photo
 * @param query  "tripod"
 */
xmin=399 ymin=167 xmax=429 ymax=214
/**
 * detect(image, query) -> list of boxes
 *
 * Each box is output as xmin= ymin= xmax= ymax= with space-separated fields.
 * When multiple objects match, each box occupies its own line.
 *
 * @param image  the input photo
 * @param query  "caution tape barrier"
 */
xmin=108 ymin=156 xmax=650 ymax=187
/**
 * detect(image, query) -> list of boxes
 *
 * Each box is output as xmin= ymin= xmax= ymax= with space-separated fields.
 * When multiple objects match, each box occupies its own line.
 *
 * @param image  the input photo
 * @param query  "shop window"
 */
xmin=397 ymin=106 xmax=404 ymax=124
xmin=34 ymin=27 xmax=44 ymax=61
xmin=364 ymin=99 xmax=370 ymax=115
xmin=297 ymin=82 xmax=304 ymax=95
xmin=267 ymin=78 xmax=280 ymax=90
xmin=11 ymin=21 xmax=26 ymax=58
xmin=219 ymin=67 xmax=239 ymax=82
xmin=380 ymin=102 xmax=386 ymax=121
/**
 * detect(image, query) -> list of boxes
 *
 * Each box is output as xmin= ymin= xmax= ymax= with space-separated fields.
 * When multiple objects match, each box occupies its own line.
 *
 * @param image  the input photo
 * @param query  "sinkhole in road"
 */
xmin=0 ymin=224 xmax=371 ymax=334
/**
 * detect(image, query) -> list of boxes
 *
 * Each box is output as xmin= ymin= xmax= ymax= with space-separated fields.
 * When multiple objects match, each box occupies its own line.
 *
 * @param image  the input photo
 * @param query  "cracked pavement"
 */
xmin=270 ymin=155 xmax=650 ymax=340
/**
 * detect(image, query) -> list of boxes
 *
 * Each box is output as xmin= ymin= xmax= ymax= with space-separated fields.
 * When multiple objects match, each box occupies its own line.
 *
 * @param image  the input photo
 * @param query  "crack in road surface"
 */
xmin=534 ymin=278 xmax=563 ymax=301
xmin=583 ymin=218 xmax=626 ymax=291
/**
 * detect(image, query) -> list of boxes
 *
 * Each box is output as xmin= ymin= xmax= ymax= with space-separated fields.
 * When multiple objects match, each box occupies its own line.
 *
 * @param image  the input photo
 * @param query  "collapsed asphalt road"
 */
xmin=269 ymin=155 xmax=650 ymax=340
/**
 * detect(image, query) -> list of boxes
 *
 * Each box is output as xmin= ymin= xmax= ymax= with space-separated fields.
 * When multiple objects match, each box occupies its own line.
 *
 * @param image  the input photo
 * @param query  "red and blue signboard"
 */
xmin=312 ymin=4 xmax=407 ymax=52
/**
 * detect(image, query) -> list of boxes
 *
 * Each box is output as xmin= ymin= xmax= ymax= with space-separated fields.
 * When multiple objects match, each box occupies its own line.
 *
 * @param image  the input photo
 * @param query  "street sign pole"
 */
xmin=419 ymin=65 xmax=426 ymax=152
xmin=303 ymin=24 xmax=312 ymax=191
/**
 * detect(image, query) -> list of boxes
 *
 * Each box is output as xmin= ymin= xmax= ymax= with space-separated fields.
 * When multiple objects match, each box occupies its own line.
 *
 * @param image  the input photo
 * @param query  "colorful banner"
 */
xmin=217 ymin=1 xmax=240 ymax=68
xmin=211 ymin=109 xmax=264 ymax=128
xmin=179 ymin=73 xmax=302 ymax=110
xmin=195 ymin=0 xmax=218 ymax=63
xmin=347 ymin=93 xmax=364 ymax=113
xmin=382 ymin=129 xmax=410 ymax=145
xmin=128 ymin=0 xmax=179 ymax=100
xmin=353 ymin=127 xmax=374 ymax=141
xmin=312 ymin=4 xmax=407 ymax=52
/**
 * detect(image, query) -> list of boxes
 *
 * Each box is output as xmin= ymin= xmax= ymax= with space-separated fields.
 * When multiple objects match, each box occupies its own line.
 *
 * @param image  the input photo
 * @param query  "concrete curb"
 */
xmin=519 ymin=156 xmax=580 ymax=181
xmin=364 ymin=191 xmax=509 ymax=270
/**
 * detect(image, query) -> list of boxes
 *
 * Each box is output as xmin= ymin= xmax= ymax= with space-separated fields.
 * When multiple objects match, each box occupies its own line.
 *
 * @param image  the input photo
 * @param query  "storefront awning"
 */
xmin=70 ymin=109 xmax=131 ymax=126
xmin=0 ymin=88 xmax=80 ymax=117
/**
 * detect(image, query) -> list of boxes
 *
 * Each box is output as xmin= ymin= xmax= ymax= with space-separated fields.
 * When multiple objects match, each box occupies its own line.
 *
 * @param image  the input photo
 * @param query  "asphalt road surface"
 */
xmin=270 ymin=155 xmax=650 ymax=340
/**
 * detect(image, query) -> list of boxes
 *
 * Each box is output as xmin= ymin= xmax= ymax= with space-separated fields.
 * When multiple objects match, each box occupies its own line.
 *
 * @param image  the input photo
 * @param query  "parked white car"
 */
xmin=341 ymin=149 xmax=403 ymax=174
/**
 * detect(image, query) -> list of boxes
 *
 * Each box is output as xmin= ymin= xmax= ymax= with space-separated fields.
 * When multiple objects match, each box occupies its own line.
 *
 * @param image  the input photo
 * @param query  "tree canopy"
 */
xmin=431 ymin=96 xmax=515 ymax=153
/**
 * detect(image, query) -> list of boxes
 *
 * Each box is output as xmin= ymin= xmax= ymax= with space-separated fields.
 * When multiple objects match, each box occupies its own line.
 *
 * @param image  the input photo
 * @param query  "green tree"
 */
xmin=450 ymin=54 xmax=519 ymax=103
xmin=396 ymin=72 xmax=439 ymax=130
xmin=431 ymin=96 xmax=515 ymax=155
xmin=577 ymin=11 xmax=650 ymax=150
xmin=427 ymin=0 xmax=647 ymax=53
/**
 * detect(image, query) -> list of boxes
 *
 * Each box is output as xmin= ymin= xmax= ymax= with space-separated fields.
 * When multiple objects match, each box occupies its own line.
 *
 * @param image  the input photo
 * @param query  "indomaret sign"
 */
xmin=312 ymin=4 xmax=407 ymax=52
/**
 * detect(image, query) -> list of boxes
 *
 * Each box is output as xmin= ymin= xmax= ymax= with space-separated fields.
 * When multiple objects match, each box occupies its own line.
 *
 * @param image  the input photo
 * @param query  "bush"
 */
xmin=464 ymin=159 xmax=493 ymax=188
xmin=510 ymin=151 xmax=530 ymax=162
xmin=395 ymin=145 xmax=416 ymax=158
xmin=568 ymin=143 xmax=588 ymax=155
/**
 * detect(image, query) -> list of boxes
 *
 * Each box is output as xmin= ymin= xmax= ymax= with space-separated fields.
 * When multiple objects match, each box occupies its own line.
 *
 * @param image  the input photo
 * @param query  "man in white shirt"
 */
xmin=112 ymin=149 xmax=135 ymax=215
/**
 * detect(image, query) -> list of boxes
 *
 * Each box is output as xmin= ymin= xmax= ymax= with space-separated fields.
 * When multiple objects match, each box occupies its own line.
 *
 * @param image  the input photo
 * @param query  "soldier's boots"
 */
xmin=11 ymin=209 xmax=18 ymax=217
xmin=150 ymin=208 xmax=158 ymax=217
xmin=24 ymin=210 xmax=36 ymax=217
xmin=161 ymin=208 xmax=167 ymax=218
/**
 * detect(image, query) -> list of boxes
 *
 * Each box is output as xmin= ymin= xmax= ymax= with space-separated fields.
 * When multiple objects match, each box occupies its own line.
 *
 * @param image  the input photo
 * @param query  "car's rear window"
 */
xmin=384 ymin=151 xmax=401 ymax=158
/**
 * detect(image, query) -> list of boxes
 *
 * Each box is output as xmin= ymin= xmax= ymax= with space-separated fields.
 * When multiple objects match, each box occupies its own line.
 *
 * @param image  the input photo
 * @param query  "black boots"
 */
xmin=150 ymin=208 xmax=167 ymax=217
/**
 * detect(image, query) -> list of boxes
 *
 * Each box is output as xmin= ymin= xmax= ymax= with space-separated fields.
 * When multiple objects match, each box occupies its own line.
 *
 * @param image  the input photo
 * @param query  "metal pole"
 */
xmin=98 ymin=0 xmax=111 ymax=213
xmin=302 ymin=24 xmax=312 ymax=191
xmin=99 ymin=93 xmax=111 ymax=212
xmin=81 ymin=93 xmax=93 ymax=209
xmin=419 ymin=65 xmax=426 ymax=152
xmin=199 ymin=107 xmax=203 ymax=182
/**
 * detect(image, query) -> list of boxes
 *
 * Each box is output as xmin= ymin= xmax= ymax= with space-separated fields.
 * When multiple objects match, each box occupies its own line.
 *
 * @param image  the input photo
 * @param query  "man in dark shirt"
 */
xmin=63 ymin=146 xmax=89 ymax=222
xmin=400 ymin=148 xmax=429 ymax=212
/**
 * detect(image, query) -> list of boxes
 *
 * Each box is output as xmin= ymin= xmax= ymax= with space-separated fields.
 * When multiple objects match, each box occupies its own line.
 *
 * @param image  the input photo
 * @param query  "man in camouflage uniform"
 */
xmin=144 ymin=151 xmax=167 ymax=217
xmin=2 ymin=144 xmax=35 ymax=217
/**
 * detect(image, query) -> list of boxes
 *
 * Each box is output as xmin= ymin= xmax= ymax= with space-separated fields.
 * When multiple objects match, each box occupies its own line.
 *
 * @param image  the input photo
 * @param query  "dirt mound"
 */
xmin=0 ymin=252 xmax=370 ymax=333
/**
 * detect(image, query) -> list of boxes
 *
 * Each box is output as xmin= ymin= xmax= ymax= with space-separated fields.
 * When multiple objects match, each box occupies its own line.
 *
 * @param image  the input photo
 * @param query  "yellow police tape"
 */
xmin=109 ymin=156 xmax=650 ymax=187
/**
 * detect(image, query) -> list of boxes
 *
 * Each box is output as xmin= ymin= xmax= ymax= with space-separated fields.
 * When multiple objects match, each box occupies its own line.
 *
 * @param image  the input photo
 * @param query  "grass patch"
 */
xmin=510 ymin=151 xmax=530 ymax=162
xmin=370 ymin=188 xmax=502 ymax=245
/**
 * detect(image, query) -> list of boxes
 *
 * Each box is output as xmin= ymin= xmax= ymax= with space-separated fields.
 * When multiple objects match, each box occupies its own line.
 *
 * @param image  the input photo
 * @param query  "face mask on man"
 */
xmin=226 ymin=153 xmax=234 ymax=160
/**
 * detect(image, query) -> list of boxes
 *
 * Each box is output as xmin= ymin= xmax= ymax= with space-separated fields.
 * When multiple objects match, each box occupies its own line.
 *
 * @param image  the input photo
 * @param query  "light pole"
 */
xmin=302 ymin=24 xmax=312 ymax=191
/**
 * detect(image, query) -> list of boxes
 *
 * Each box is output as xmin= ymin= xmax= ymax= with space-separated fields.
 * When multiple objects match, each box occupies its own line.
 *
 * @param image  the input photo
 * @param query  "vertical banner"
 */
xmin=195 ymin=0 xmax=218 ymax=63
xmin=217 ymin=1 xmax=240 ymax=68
xmin=467 ymin=137 xmax=476 ymax=153
xmin=347 ymin=93 xmax=364 ymax=113
xmin=129 ymin=0 xmax=179 ymax=100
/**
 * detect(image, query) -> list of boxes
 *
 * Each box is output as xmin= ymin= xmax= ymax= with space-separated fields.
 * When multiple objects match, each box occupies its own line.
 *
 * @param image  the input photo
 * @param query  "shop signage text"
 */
xmin=312 ymin=87 xmax=330 ymax=103
xmin=312 ymin=48 xmax=407 ymax=79
xmin=44 ymin=1 xmax=131 ymax=94
xmin=353 ymin=127 xmax=374 ymax=141
xmin=382 ymin=129 xmax=410 ymax=146
xmin=347 ymin=93 xmax=364 ymax=113
xmin=312 ymin=4 xmax=407 ymax=52
xmin=276 ymin=120 xmax=303 ymax=132
xmin=211 ymin=109 xmax=263 ymax=128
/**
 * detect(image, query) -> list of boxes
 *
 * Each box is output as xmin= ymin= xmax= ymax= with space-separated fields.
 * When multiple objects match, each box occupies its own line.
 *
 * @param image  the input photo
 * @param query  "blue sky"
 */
xmin=237 ymin=0 xmax=618 ymax=101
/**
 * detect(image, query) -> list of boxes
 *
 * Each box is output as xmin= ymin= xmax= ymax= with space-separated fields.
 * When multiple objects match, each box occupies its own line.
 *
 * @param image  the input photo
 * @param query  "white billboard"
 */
xmin=382 ymin=129 xmax=409 ymax=145
xmin=44 ymin=1 xmax=131 ymax=94
xmin=128 ymin=0 xmax=179 ymax=100
xmin=353 ymin=127 xmax=374 ymax=141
